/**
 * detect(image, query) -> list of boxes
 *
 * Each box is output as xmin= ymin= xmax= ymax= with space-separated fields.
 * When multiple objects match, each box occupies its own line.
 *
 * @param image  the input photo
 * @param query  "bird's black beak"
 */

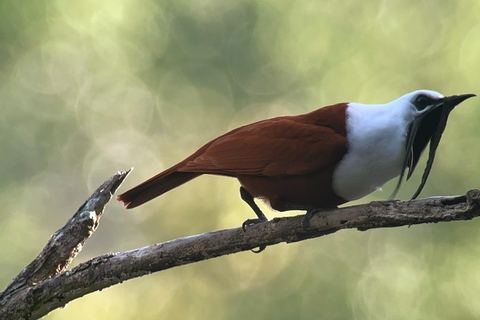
xmin=391 ymin=92 xmax=476 ymax=199
xmin=440 ymin=93 xmax=476 ymax=111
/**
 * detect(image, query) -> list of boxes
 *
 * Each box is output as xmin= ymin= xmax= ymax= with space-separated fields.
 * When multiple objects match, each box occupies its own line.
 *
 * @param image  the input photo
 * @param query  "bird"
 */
xmin=117 ymin=90 xmax=475 ymax=231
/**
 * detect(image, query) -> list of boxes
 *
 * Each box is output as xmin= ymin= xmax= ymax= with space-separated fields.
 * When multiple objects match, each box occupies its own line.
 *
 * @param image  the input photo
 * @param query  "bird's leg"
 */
xmin=272 ymin=202 xmax=319 ymax=231
xmin=240 ymin=187 xmax=268 ymax=231
xmin=268 ymin=201 xmax=329 ymax=231
xmin=301 ymin=209 xmax=320 ymax=230
xmin=239 ymin=187 xmax=268 ymax=253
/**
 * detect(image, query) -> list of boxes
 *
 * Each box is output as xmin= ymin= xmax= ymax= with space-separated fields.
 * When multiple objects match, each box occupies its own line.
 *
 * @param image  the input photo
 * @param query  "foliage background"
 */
xmin=1 ymin=1 xmax=480 ymax=319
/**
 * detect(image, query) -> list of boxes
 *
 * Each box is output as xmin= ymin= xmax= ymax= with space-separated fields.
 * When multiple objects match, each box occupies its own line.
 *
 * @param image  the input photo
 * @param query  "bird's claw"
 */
xmin=301 ymin=209 xmax=323 ymax=231
xmin=242 ymin=218 xmax=268 ymax=253
xmin=301 ymin=215 xmax=311 ymax=230
xmin=251 ymin=245 xmax=267 ymax=253
xmin=242 ymin=218 xmax=267 ymax=232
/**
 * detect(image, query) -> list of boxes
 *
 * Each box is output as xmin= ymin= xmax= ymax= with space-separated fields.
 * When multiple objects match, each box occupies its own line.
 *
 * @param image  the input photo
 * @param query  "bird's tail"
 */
xmin=117 ymin=168 xmax=202 ymax=209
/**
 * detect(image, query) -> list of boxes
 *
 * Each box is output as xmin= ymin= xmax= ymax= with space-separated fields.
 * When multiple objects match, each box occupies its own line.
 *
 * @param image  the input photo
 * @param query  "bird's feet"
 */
xmin=301 ymin=208 xmax=329 ymax=231
xmin=242 ymin=217 xmax=268 ymax=232
xmin=252 ymin=244 xmax=267 ymax=253
xmin=239 ymin=187 xmax=269 ymax=253
xmin=301 ymin=210 xmax=315 ymax=230
xmin=242 ymin=217 xmax=268 ymax=253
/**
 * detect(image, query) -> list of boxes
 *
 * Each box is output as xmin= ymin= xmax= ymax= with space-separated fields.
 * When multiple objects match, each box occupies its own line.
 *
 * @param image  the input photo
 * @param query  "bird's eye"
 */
xmin=414 ymin=95 xmax=431 ymax=111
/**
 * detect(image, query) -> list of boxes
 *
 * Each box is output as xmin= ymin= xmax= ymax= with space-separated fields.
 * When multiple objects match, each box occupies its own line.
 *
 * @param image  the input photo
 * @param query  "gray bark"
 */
xmin=1 ymin=169 xmax=479 ymax=320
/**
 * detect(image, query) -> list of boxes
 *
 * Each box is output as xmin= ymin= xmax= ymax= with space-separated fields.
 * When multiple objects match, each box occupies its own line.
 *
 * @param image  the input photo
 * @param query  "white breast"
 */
xmin=332 ymin=102 xmax=410 ymax=201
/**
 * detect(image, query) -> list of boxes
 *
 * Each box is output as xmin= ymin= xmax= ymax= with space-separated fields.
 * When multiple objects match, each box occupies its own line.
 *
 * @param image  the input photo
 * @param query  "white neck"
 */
xmin=332 ymin=102 xmax=410 ymax=200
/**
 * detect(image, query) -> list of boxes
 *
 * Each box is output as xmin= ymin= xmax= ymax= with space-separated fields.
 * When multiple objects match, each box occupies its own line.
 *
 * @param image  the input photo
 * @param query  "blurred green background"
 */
xmin=1 ymin=0 xmax=480 ymax=319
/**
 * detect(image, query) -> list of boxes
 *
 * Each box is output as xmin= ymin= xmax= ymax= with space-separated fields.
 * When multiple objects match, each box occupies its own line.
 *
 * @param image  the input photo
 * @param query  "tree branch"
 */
xmin=1 ymin=170 xmax=480 ymax=319
xmin=0 ymin=169 xmax=131 ymax=320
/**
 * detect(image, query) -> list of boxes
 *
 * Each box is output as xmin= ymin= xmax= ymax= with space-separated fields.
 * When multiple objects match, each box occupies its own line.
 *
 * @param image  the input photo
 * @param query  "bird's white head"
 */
xmin=333 ymin=89 xmax=475 ymax=202
xmin=388 ymin=90 xmax=476 ymax=198
xmin=387 ymin=90 xmax=446 ymax=125
xmin=391 ymin=89 xmax=444 ymax=116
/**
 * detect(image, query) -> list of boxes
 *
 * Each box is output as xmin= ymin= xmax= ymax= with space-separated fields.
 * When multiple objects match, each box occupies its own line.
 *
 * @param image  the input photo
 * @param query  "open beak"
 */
xmin=391 ymin=93 xmax=476 ymax=199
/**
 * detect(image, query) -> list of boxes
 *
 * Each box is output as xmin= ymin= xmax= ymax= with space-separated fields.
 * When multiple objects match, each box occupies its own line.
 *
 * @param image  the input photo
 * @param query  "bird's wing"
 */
xmin=178 ymin=104 xmax=348 ymax=177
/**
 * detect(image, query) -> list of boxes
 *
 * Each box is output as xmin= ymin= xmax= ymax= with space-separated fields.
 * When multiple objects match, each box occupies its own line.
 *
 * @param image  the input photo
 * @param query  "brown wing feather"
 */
xmin=117 ymin=103 xmax=348 ymax=208
xmin=179 ymin=103 xmax=348 ymax=176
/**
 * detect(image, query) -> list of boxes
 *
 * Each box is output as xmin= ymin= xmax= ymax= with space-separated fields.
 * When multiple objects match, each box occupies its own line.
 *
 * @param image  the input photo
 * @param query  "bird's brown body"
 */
xmin=118 ymin=90 xmax=475 ymax=237
xmin=118 ymin=103 xmax=349 ymax=210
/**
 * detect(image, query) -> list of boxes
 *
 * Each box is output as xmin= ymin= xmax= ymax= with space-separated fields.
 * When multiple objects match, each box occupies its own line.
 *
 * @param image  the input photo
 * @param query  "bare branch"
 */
xmin=0 ymin=170 xmax=131 ymax=320
xmin=1 ymin=176 xmax=479 ymax=319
